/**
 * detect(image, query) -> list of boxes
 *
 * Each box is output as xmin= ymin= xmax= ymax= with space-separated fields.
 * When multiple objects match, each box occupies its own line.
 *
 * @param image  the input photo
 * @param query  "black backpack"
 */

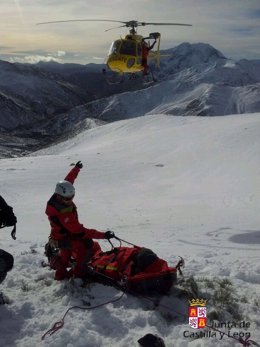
xmin=0 ymin=197 xmax=17 ymax=240
xmin=0 ymin=249 xmax=14 ymax=284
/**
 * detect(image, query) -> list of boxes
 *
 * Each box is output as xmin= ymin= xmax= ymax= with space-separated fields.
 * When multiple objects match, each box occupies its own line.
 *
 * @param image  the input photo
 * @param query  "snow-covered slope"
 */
xmin=59 ymin=80 xmax=260 ymax=125
xmin=1 ymin=113 xmax=260 ymax=347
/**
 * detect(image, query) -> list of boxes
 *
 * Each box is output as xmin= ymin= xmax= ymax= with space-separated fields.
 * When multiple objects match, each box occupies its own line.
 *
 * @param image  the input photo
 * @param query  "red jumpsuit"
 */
xmin=141 ymin=40 xmax=156 ymax=75
xmin=45 ymin=166 xmax=105 ymax=280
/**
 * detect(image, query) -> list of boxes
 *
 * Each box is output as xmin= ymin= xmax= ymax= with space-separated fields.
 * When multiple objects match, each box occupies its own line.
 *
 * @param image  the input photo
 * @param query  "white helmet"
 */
xmin=55 ymin=180 xmax=75 ymax=198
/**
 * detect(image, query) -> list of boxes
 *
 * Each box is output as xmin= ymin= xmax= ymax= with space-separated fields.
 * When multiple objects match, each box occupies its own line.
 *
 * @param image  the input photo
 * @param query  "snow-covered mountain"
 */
xmin=62 ymin=43 xmax=260 ymax=123
xmin=0 ymin=42 xmax=260 ymax=157
xmin=0 ymin=60 xmax=94 ymax=130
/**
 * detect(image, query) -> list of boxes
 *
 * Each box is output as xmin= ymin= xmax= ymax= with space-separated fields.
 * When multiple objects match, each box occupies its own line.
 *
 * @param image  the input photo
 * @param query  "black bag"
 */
xmin=0 ymin=196 xmax=17 ymax=240
xmin=0 ymin=249 xmax=14 ymax=284
xmin=0 ymin=206 xmax=17 ymax=228
xmin=138 ymin=333 xmax=165 ymax=347
xmin=131 ymin=247 xmax=158 ymax=274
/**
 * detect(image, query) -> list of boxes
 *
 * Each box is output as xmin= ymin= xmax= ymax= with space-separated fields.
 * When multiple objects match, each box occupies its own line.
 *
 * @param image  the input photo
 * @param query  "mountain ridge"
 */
xmin=0 ymin=42 xmax=260 ymax=157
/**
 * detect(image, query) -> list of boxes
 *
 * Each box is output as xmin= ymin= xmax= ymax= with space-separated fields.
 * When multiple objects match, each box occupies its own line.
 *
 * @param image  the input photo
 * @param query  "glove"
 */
xmin=104 ymin=230 xmax=115 ymax=239
xmin=75 ymin=161 xmax=83 ymax=169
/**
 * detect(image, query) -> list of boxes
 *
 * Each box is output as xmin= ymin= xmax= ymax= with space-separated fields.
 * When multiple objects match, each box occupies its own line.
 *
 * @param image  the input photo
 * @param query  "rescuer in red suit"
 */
xmin=45 ymin=161 xmax=115 ymax=280
xmin=141 ymin=39 xmax=157 ymax=76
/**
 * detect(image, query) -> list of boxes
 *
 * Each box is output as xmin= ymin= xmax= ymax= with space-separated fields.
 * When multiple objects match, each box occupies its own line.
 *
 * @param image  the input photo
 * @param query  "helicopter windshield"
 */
xmin=109 ymin=40 xmax=121 ymax=55
xmin=109 ymin=39 xmax=137 ymax=57
xmin=119 ymin=40 xmax=136 ymax=56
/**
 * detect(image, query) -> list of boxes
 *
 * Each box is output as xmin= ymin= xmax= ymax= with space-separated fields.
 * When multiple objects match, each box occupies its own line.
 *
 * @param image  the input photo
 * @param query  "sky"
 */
xmin=0 ymin=113 xmax=260 ymax=346
xmin=0 ymin=0 xmax=260 ymax=65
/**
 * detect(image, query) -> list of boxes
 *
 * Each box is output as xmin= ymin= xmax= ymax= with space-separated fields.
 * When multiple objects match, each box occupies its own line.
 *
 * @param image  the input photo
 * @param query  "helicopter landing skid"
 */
xmin=142 ymin=74 xmax=156 ymax=85
xmin=103 ymin=69 xmax=124 ymax=85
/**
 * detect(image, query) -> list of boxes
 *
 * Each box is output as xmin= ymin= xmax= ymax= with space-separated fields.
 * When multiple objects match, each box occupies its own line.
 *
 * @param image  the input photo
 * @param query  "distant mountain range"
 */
xmin=0 ymin=42 xmax=260 ymax=157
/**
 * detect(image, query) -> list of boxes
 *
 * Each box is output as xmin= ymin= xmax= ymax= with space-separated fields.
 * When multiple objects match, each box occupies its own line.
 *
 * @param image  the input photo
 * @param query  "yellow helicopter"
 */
xmin=37 ymin=19 xmax=192 ymax=81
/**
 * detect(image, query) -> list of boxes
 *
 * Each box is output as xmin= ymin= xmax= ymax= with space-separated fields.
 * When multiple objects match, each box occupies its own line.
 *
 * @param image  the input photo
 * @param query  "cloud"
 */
xmin=9 ymin=55 xmax=62 ymax=64
xmin=57 ymin=50 xmax=66 ymax=57
xmin=0 ymin=49 xmax=97 ymax=65
xmin=2 ymin=50 xmax=67 ymax=64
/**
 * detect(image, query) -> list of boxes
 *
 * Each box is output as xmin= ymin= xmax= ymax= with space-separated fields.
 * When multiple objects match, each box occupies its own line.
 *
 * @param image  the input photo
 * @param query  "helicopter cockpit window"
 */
xmin=119 ymin=40 xmax=136 ymax=56
xmin=109 ymin=40 xmax=121 ymax=55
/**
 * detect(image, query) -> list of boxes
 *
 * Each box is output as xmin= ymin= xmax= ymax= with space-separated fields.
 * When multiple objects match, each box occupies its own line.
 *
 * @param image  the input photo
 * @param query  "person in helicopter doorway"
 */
xmin=0 ymin=195 xmax=17 ymax=304
xmin=45 ymin=161 xmax=115 ymax=281
xmin=141 ymin=38 xmax=157 ymax=76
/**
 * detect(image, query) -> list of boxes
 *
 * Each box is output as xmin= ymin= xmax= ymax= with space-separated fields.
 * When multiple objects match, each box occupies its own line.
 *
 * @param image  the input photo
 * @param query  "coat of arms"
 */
xmin=189 ymin=298 xmax=207 ymax=329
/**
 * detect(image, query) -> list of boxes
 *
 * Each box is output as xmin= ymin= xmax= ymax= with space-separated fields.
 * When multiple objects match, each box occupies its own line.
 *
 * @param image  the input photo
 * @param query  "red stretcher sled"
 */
xmin=85 ymin=238 xmax=183 ymax=295
xmin=44 ymin=237 xmax=183 ymax=295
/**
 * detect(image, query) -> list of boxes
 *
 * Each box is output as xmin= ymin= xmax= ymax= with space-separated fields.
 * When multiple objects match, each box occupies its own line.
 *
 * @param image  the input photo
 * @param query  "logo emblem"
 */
xmin=189 ymin=298 xmax=207 ymax=329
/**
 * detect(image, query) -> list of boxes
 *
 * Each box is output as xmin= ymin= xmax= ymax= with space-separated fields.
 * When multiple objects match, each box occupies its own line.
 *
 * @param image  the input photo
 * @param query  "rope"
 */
xmin=113 ymin=236 xmax=139 ymax=248
xmin=41 ymin=236 xmax=259 ymax=346
xmin=42 ymin=289 xmax=259 ymax=346
xmin=41 ymin=291 xmax=125 ymax=340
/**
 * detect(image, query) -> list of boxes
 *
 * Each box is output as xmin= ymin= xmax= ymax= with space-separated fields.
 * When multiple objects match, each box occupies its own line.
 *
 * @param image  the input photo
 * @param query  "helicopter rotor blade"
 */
xmin=37 ymin=19 xmax=192 ymax=27
xmin=140 ymin=22 xmax=192 ymax=27
xmin=105 ymin=25 xmax=128 ymax=32
xmin=37 ymin=19 xmax=128 ymax=25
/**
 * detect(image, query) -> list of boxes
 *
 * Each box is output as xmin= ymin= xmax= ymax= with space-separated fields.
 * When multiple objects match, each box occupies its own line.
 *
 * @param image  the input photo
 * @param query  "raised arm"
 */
xmin=64 ymin=161 xmax=83 ymax=184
